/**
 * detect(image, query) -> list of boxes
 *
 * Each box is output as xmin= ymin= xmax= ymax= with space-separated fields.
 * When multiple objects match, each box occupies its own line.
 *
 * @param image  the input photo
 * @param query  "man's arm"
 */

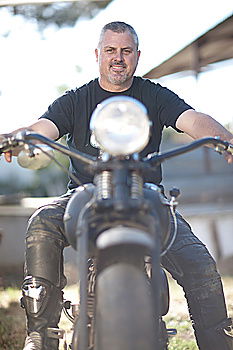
xmin=2 ymin=119 xmax=59 ymax=162
xmin=176 ymin=109 xmax=233 ymax=164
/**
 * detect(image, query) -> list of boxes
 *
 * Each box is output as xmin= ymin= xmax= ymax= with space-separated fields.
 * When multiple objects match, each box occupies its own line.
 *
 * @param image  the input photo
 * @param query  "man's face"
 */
xmin=95 ymin=30 xmax=140 ymax=91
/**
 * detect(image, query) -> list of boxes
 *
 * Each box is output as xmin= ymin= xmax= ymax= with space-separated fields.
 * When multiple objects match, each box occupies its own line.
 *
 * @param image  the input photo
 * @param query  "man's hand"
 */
xmin=224 ymin=138 xmax=233 ymax=164
xmin=4 ymin=150 xmax=13 ymax=162
xmin=176 ymin=110 xmax=233 ymax=165
xmin=0 ymin=134 xmax=11 ymax=162
xmin=1 ymin=119 xmax=59 ymax=163
xmin=0 ymin=133 xmax=23 ymax=163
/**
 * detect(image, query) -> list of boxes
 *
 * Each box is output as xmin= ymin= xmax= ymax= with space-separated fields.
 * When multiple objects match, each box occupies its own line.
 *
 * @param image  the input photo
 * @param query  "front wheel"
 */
xmin=95 ymin=263 xmax=156 ymax=350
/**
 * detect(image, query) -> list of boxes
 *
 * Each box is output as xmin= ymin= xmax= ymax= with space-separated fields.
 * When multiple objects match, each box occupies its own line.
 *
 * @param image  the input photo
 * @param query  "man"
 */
xmin=3 ymin=21 xmax=233 ymax=350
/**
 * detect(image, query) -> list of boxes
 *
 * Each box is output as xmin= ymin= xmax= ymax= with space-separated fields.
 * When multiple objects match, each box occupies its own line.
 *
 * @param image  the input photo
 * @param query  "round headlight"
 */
xmin=90 ymin=96 xmax=150 ymax=156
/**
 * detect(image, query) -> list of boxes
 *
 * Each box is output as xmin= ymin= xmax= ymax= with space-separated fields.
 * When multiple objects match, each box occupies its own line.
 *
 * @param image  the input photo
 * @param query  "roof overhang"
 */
xmin=0 ymin=0 xmax=106 ymax=6
xmin=143 ymin=14 xmax=233 ymax=79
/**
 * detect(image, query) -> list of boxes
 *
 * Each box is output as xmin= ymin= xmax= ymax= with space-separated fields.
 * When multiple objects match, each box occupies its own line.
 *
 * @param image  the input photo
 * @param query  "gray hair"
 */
xmin=98 ymin=21 xmax=139 ymax=49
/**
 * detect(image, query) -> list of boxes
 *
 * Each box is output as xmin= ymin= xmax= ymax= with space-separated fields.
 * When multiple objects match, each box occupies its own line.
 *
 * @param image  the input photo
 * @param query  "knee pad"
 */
xmin=21 ymin=277 xmax=60 ymax=317
xmin=21 ymin=277 xmax=64 ymax=340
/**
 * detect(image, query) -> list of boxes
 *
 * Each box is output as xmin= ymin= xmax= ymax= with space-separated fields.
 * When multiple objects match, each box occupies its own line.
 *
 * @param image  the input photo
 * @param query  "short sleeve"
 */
xmin=156 ymin=84 xmax=193 ymax=131
xmin=39 ymin=91 xmax=75 ymax=138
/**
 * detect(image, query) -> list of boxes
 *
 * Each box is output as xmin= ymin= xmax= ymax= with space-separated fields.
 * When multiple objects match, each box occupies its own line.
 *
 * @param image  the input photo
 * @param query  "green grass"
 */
xmin=165 ymin=319 xmax=198 ymax=350
xmin=163 ymin=278 xmax=198 ymax=349
xmin=0 ymin=288 xmax=25 ymax=349
xmin=0 ymin=310 xmax=24 ymax=349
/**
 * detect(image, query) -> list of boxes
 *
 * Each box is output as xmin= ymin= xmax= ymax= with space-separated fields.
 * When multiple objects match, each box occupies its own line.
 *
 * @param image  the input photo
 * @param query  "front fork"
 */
xmin=67 ymin=167 xmax=180 ymax=349
xmin=63 ymin=259 xmax=96 ymax=350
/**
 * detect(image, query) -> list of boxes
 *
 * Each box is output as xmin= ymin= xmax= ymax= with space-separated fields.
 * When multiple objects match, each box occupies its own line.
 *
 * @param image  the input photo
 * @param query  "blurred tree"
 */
xmin=1 ymin=0 xmax=113 ymax=30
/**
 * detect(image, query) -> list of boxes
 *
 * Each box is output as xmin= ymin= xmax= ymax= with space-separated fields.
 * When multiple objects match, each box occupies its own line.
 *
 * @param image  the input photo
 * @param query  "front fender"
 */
xmin=96 ymin=226 xmax=154 ymax=250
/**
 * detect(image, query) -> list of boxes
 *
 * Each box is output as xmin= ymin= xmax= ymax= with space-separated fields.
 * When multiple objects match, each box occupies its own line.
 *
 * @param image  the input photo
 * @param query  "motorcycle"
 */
xmin=1 ymin=96 xmax=233 ymax=350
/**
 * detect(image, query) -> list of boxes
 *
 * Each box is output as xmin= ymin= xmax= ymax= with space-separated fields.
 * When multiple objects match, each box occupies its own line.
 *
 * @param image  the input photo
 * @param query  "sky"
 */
xmin=0 ymin=0 xmax=233 ymax=133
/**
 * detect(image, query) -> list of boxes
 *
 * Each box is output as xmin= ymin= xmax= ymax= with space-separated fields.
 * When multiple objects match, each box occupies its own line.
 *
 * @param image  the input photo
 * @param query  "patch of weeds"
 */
xmin=168 ymin=336 xmax=197 ymax=350
xmin=166 ymin=318 xmax=198 ymax=349
xmin=0 ymin=308 xmax=25 ymax=350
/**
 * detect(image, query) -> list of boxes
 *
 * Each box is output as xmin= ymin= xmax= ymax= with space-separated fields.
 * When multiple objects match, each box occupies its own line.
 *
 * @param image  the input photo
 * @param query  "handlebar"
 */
xmin=145 ymin=137 xmax=233 ymax=166
xmin=25 ymin=132 xmax=96 ymax=166
xmin=0 ymin=131 xmax=96 ymax=166
xmin=0 ymin=132 xmax=232 ymax=168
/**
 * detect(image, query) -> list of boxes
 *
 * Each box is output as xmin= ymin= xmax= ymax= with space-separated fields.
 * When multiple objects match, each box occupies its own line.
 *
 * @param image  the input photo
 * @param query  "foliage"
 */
xmin=2 ymin=0 xmax=112 ymax=30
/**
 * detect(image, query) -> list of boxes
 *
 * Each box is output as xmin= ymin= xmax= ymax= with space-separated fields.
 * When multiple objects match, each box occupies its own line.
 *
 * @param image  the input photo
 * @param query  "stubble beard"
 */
xmin=107 ymin=71 xmax=129 ymax=86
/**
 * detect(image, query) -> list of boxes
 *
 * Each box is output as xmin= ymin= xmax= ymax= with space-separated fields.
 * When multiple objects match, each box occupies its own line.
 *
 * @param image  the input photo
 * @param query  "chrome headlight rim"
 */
xmin=90 ymin=96 xmax=150 ymax=156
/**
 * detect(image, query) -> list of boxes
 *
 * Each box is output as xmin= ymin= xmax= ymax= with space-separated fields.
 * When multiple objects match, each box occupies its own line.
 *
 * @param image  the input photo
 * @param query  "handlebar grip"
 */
xmin=0 ymin=134 xmax=19 ymax=154
xmin=0 ymin=139 xmax=11 ymax=153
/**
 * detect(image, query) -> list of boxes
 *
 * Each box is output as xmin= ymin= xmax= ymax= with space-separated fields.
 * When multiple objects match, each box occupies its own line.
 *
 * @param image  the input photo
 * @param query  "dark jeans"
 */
xmin=24 ymin=190 xmax=231 ymax=349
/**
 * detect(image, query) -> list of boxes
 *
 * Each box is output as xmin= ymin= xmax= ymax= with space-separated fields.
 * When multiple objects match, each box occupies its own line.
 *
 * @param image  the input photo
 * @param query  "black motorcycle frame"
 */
xmin=0 ymin=132 xmax=232 ymax=350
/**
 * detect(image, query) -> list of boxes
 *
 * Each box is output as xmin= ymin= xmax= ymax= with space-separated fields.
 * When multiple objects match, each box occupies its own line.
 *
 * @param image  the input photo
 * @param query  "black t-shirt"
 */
xmin=40 ymin=77 xmax=193 ymax=188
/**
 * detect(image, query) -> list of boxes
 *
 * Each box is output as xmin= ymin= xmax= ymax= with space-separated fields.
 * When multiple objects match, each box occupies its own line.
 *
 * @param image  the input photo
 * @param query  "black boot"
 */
xmin=21 ymin=276 xmax=64 ymax=350
xmin=195 ymin=318 xmax=233 ymax=350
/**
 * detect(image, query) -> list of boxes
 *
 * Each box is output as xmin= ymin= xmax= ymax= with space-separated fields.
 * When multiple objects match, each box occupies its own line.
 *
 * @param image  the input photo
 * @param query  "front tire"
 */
xmin=95 ymin=263 xmax=155 ymax=350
